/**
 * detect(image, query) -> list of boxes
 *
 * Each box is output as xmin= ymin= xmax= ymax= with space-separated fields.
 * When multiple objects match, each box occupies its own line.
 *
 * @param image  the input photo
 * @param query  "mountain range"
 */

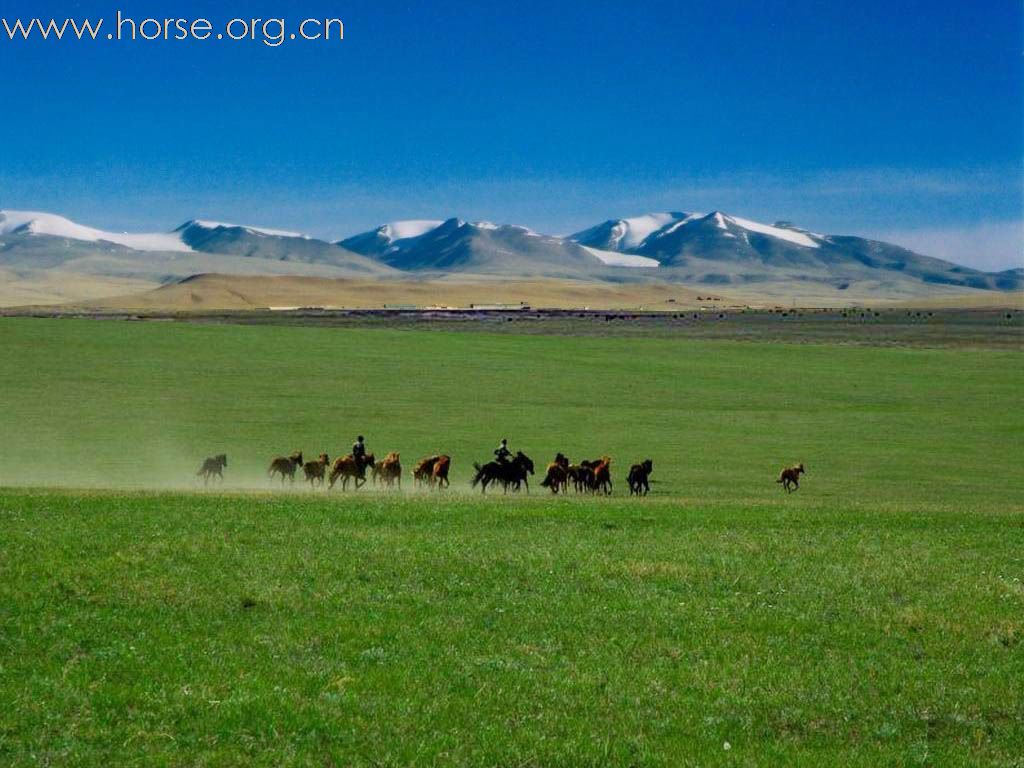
xmin=1 ymin=208 xmax=1020 ymax=307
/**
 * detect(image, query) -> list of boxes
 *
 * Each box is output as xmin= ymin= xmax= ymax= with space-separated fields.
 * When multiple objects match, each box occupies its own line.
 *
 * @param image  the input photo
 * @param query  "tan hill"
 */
xmin=0 ymin=267 xmax=159 ymax=307
xmin=877 ymin=291 xmax=1023 ymax=310
xmin=70 ymin=273 xmax=724 ymax=311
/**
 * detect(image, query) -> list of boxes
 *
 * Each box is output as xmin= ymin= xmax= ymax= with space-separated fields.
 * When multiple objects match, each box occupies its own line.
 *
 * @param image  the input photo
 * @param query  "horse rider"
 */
xmin=353 ymin=435 xmax=368 ymax=470
xmin=494 ymin=438 xmax=512 ymax=465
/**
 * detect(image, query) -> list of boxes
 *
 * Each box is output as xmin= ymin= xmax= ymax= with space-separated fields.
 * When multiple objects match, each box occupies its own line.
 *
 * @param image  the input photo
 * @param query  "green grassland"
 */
xmin=0 ymin=317 xmax=1022 ymax=765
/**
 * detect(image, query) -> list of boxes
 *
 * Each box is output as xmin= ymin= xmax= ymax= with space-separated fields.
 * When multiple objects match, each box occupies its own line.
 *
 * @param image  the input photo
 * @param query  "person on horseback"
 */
xmin=494 ymin=438 xmax=512 ymax=465
xmin=352 ymin=435 xmax=367 ymax=471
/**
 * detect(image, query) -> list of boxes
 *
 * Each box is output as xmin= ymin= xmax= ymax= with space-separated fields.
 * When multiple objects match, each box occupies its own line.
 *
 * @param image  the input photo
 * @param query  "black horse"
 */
xmin=197 ymin=454 xmax=227 ymax=486
xmin=627 ymin=459 xmax=653 ymax=496
xmin=471 ymin=451 xmax=535 ymax=494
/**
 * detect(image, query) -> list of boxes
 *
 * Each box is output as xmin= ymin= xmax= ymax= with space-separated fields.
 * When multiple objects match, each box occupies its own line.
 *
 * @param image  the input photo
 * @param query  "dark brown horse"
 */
xmin=540 ymin=453 xmax=570 ymax=494
xmin=471 ymin=451 xmax=534 ymax=494
xmin=303 ymin=453 xmax=331 ymax=488
xmin=627 ymin=459 xmax=653 ymax=496
xmin=777 ymin=463 xmax=805 ymax=493
xmin=591 ymin=457 xmax=613 ymax=495
xmin=269 ymin=451 xmax=303 ymax=485
xmin=329 ymin=452 xmax=374 ymax=491
xmin=568 ymin=463 xmax=594 ymax=493
xmin=197 ymin=454 xmax=227 ymax=486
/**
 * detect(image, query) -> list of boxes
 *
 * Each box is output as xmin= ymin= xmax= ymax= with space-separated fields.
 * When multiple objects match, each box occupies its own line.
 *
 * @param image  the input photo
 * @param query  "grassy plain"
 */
xmin=0 ymin=317 xmax=1021 ymax=765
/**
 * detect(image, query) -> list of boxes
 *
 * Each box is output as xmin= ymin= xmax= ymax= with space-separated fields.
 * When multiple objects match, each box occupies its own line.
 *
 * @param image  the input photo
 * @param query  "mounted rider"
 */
xmin=352 ymin=435 xmax=368 ymax=471
xmin=494 ymin=438 xmax=512 ymax=465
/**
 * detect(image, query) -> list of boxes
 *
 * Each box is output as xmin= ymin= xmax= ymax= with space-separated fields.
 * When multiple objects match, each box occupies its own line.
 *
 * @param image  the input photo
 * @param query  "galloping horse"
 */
xmin=591 ymin=457 xmax=613 ymax=495
xmin=412 ymin=455 xmax=440 ymax=487
xmin=329 ymin=452 xmax=374 ymax=491
xmin=431 ymin=455 xmax=451 ymax=489
xmin=471 ymin=451 xmax=535 ymax=494
xmin=540 ymin=453 xmax=571 ymax=494
xmin=568 ymin=463 xmax=594 ymax=493
xmin=197 ymin=454 xmax=227 ymax=486
xmin=303 ymin=453 xmax=331 ymax=488
xmin=777 ymin=463 xmax=805 ymax=493
xmin=376 ymin=452 xmax=402 ymax=488
xmin=269 ymin=451 xmax=303 ymax=485
xmin=627 ymin=459 xmax=653 ymax=496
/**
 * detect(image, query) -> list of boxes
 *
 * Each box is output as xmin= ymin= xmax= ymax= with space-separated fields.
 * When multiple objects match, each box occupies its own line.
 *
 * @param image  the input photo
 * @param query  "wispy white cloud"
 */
xmin=869 ymin=220 xmax=1024 ymax=272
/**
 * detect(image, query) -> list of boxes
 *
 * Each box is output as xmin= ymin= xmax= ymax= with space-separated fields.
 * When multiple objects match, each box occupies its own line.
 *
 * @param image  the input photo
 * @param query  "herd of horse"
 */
xmin=196 ymin=449 xmax=664 ymax=496
xmin=197 ymin=451 xmax=806 ymax=496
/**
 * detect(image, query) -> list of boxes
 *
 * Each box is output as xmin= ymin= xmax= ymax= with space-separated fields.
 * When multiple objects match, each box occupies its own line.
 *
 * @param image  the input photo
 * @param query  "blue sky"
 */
xmin=1 ymin=0 xmax=1020 ymax=268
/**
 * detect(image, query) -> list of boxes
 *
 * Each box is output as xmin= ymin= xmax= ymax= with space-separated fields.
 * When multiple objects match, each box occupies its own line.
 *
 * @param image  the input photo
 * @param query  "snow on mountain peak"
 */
xmin=723 ymin=215 xmax=820 ymax=248
xmin=581 ymin=246 xmax=660 ymax=268
xmin=186 ymin=220 xmax=310 ymax=239
xmin=0 ymin=209 xmax=191 ymax=252
xmin=614 ymin=213 xmax=681 ymax=249
xmin=380 ymin=220 xmax=444 ymax=242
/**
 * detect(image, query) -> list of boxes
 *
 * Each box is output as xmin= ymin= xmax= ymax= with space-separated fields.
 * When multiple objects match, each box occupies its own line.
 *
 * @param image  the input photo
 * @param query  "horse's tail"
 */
xmin=471 ymin=462 xmax=484 ymax=488
xmin=540 ymin=474 xmax=552 ymax=488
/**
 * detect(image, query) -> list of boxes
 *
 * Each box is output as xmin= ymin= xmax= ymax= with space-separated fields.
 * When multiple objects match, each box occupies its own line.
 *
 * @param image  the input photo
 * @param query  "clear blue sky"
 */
xmin=1 ymin=0 xmax=1020 ymax=268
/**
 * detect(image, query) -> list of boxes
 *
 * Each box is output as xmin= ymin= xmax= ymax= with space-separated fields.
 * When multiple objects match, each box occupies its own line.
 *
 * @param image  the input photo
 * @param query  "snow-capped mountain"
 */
xmin=0 ymin=210 xmax=191 ymax=252
xmin=572 ymin=211 xmax=822 ymax=254
xmin=341 ymin=218 xmax=657 ymax=275
xmin=175 ymin=219 xmax=392 ymax=273
xmin=571 ymin=211 xmax=1021 ymax=291
xmin=0 ymin=210 xmax=397 ymax=284
xmin=2 ymin=208 xmax=1020 ymax=307
xmin=339 ymin=220 xmax=445 ymax=258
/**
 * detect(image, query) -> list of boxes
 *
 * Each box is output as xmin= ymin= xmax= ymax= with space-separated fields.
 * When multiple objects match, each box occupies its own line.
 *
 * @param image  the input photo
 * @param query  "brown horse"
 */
xmin=431 ymin=455 xmax=451 ymax=489
xmin=377 ymin=452 xmax=402 ymax=488
xmin=303 ymin=453 xmax=331 ymax=488
xmin=627 ymin=459 xmax=653 ymax=496
xmin=412 ymin=455 xmax=440 ymax=487
xmin=329 ymin=452 xmax=374 ymax=490
xmin=540 ymin=453 xmax=571 ymax=494
xmin=777 ymin=463 xmax=805 ymax=493
xmin=197 ymin=454 xmax=227 ymax=486
xmin=269 ymin=451 xmax=303 ymax=485
xmin=591 ymin=457 xmax=613 ymax=495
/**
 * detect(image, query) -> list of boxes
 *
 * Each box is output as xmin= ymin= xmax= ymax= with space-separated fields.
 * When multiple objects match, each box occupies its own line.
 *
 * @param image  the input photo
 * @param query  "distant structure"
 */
xmin=469 ymin=302 xmax=531 ymax=311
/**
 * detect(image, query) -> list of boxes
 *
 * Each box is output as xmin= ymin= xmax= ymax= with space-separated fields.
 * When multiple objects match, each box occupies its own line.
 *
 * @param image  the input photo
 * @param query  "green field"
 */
xmin=1 ymin=317 xmax=1022 ymax=765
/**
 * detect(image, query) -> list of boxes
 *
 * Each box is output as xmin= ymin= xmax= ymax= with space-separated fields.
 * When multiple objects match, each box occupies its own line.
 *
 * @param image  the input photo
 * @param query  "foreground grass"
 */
xmin=1 ymin=490 xmax=1022 ymax=766
xmin=0 ymin=318 xmax=1021 ymax=764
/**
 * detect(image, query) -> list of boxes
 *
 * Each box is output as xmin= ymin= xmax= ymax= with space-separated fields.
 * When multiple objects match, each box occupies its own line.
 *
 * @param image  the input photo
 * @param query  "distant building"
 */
xmin=469 ymin=302 xmax=531 ymax=311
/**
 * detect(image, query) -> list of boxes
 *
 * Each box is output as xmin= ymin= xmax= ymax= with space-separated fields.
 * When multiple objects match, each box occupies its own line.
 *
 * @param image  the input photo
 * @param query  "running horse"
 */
xmin=197 ymin=454 xmax=227 ymax=486
xmin=471 ymin=451 xmax=535 ymax=494
xmin=329 ymin=452 xmax=375 ymax=491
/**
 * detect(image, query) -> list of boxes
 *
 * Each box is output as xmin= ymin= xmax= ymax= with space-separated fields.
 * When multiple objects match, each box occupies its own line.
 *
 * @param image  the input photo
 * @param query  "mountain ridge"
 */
xmin=1 ymin=209 xmax=1019 ymax=307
